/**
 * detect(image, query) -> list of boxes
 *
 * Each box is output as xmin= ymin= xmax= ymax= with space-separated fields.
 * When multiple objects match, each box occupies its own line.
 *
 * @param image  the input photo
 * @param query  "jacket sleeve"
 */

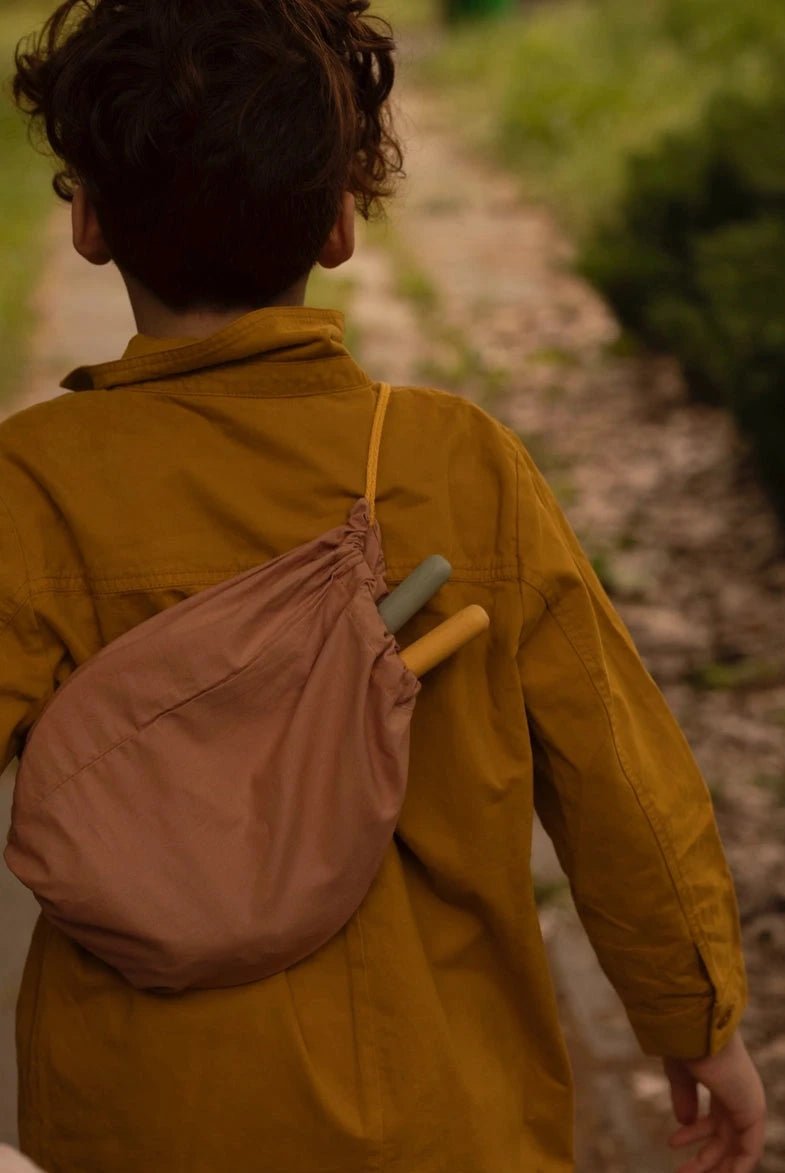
xmin=0 ymin=490 xmax=54 ymax=776
xmin=506 ymin=428 xmax=747 ymax=1060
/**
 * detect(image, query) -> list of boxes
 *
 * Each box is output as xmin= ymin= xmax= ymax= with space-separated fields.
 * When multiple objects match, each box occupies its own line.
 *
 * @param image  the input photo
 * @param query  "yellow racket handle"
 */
xmin=400 ymin=605 xmax=490 ymax=678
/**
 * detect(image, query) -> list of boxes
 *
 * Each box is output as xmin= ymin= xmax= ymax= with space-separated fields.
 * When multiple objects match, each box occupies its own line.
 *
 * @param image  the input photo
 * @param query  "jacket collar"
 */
xmin=59 ymin=306 xmax=372 ymax=398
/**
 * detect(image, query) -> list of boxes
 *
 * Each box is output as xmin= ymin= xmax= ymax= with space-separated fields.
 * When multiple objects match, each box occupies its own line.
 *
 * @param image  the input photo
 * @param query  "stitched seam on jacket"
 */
xmin=354 ymin=907 xmax=385 ymax=1171
xmin=515 ymin=434 xmax=521 ymax=623
xmin=0 ymin=488 xmax=40 ymax=637
xmin=509 ymin=438 xmax=554 ymax=605
xmin=110 ymin=376 xmax=374 ymax=398
xmin=546 ymin=592 xmax=721 ymax=996
xmin=82 ymin=310 xmax=345 ymax=379
xmin=27 ymin=566 xmax=521 ymax=591
xmin=29 ymin=571 xmax=266 ymax=589
xmin=509 ymin=434 xmax=721 ymax=994
xmin=0 ymin=594 xmax=28 ymax=636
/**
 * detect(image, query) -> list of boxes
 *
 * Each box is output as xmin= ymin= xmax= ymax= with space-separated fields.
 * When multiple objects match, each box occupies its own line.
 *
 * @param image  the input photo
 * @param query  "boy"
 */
xmin=2 ymin=1 xmax=766 ymax=1170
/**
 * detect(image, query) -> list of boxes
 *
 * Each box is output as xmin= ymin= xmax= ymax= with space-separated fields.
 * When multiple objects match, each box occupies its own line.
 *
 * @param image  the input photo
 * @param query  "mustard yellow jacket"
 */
xmin=1 ymin=307 xmax=746 ymax=1173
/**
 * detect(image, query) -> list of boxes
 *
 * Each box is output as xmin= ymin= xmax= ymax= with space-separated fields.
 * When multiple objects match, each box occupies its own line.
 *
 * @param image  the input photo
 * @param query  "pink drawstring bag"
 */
xmin=5 ymin=383 xmax=422 ymax=992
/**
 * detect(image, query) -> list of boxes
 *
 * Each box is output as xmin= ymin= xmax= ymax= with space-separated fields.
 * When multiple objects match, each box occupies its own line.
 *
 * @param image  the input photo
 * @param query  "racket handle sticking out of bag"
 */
xmin=377 ymin=555 xmax=490 ymax=678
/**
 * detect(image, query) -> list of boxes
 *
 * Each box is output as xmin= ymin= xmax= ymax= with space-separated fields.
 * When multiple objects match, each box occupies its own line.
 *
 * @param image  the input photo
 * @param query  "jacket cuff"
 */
xmin=628 ymin=970 xmax=747 ymax=1059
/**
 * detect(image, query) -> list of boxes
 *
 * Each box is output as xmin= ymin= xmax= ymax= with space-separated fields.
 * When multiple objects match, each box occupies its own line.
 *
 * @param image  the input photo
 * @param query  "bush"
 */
xmin=581 ymin=89 xmax=785 ymax=519
xmin=420 ymin=0 xmax=782 ymax=238
xmin=417 ymin=0 xmax=785 ymax=521
xmin=659 ymin=0 xmax=785 ymax=65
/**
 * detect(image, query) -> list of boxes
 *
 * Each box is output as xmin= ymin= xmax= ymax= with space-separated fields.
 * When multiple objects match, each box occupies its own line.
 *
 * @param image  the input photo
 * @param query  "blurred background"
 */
xmin=1 ymin=0 xmax=784 ymax=1169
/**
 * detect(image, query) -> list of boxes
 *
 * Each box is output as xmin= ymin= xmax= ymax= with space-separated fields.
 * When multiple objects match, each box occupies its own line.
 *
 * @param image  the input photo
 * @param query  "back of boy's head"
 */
xmin=12 ymin=0 xmax=404 ymax=313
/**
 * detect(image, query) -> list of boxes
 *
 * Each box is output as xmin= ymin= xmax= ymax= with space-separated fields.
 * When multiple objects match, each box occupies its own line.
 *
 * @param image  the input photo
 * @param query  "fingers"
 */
xmin=671 ymin=1113 xmax=767 ymax=1173
xmin=0 ymin=1148 xmax=45 ymax=1173
xmin=730 ymin=1160 xmax=761 ymax=1173
xmin=728 ymin=1158 xmax=760 ymax=1173
xmin=670 ymin=1113 xmax=716 ymax=1149
xmin=664 ymin=1048 xmax=767 ymax=1173
xmin=676 ymin=1136 xmax=729 ymax=1173
xmin=664 ymin=1057 xmax=700 ymax=1126
xmin=671 ymin=1114 xmax=735 ymax=1173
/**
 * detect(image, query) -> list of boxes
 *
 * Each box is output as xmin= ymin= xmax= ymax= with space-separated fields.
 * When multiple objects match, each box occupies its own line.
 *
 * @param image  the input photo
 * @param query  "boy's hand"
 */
xmin=0 ymin=1147 xmax=45 ymax=1173
xmin=664 ymin=1028 xmax=767 ymax=1172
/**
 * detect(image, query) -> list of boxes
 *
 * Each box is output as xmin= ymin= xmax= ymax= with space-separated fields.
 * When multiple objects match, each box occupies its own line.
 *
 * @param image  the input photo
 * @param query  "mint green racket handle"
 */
xmin=378 ymin=555 xmax=452 ymax=635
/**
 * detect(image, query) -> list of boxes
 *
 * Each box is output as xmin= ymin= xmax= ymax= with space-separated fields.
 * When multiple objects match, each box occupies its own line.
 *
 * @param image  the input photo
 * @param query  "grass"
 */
xmin=372 ymin=0 xmax=438 ymax=33
xmin=415 ymin=338 xmax=508 ymax=409
xmin=752 ymin=774 xmax=785 ymax=805
xmin=305 ymin=267 xmax=363 ymax=355
xmin=706 ymin=777 xmax=728 ymax=807
xmin=533 ymin=877 xmax=570 ymax=907
xmin=396 ymin=265 xmax=439 ymax=314
xmin=687 ymin=658 xmax=784 ymax=691
xmin=0 ymin=2 xmax=60 ymax=407
xmin=528 ymin=346 xmax=581 ymax=368
xmin=413 ymin=0 xmax=783 ymax=240
xmin=364 ymin=214 xmax=512 ymax=409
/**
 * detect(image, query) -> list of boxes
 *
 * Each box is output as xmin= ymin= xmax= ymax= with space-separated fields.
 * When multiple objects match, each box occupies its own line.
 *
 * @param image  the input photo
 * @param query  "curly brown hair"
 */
xmin=11 ymin=0 xmax=405 ymax=312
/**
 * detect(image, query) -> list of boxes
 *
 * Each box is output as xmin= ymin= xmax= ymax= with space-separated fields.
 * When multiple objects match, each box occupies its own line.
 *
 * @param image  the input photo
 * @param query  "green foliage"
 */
xmin=379 ymin=0 xmax=438 ymax=30
xmin=686 ymin=657 xmax=784 ymax=691
xmin=588 ymin=550 xmax=616 ymax=594
xmin=419 ymin=0 xmax=780 ymax=237
xmin=396 ymin=265 xmax=439 ymax=313
xmin=305 ymin=270 xmax=362 ymax=354
xmin=658 ymin=0 xmax=785 ymax=65
xmin=533 ymin=877 xmax=570 ymax=907
xmin=443 ymin=0 xmax=515 ymax=24
xmin=581 ymin=88 xmax=785 ymax=517
xmin=528 ymin=346 xmax=580 ymax=368
xmin=752 ymin=774 xmax=785 ymax=805
xmin=419 ymin=0 xmax=785 ymax=522
xmin=0 ymin=1 xmax=60 ymax=405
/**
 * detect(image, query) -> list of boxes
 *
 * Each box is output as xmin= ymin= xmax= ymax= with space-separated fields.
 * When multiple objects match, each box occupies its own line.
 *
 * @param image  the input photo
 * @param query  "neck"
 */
xmin=122 ymin=272 xmax=310 ymax=340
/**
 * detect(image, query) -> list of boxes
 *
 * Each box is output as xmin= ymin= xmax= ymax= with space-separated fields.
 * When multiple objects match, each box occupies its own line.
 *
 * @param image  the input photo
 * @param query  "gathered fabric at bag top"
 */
xmin=5 ymin=382 xmax=424 ymax=993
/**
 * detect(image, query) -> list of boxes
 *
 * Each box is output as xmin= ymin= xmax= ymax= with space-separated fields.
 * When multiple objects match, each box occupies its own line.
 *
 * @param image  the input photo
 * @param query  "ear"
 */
xmin=72 ymin=183 xmax=113 ymax=266
xmin=317 ymin=191 xmax=356 ymax=271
